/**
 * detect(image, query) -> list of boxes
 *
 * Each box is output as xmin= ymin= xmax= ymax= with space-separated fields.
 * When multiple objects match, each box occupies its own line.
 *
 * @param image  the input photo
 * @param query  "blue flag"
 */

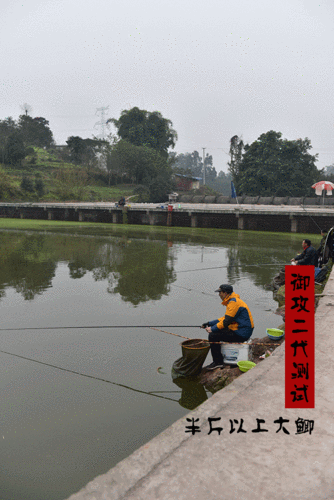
xmin=231 ymin=181 xmax=237 ymax=199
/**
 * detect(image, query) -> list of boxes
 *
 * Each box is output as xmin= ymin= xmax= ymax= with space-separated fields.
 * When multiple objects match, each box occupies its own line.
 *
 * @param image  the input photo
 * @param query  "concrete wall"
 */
xmin=1 ymin=203 xmax=334 ymax=234
xmin=177 ymin=195 xmax=334 ymax=206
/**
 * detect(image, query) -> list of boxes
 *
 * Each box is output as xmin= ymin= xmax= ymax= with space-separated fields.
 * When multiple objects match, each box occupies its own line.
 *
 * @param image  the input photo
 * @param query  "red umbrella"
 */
xmin=312 ymin=181 xmax=334 ymax=204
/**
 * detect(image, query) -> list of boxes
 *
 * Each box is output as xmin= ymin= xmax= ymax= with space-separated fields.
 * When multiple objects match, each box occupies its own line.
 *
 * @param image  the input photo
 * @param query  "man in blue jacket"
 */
xmin=291 ymin=239 xmax=318 ymax=266
xmin=201 ymin=284 xmax=254 ymax=370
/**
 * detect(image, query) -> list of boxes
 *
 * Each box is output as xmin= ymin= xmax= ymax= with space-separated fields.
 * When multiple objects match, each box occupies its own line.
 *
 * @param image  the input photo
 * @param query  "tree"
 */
xmin=4 ymin=132 xmax=26 ymax=165
xmin=206 ymin=170 xmax=232 ymax=195
xmin=203 ymin=154 xmax=217 ymax=182
xmin=108 ymin=107 xmax=177 ymax=158
xmin=236 ymin=131 xmax=319 ymax=197
xmin=171 ymin=150 xmax=217 ymax=187
xmin=18 ymin=115 xmax=54 ymax=148
xmin=0 ymin=117 xmax=17 ymax=162
xmin=96 ymin=134 xmax=123 ymax=185
xmin=66 ymin=136 xmax=103 ymax=167
xmin=107 ymin=139 xmax=171 ymax=185
xmin=324 ymin=164 xmax=334 ymax=179
xmin=147 ymin=170 xmax=176 ymax=203
xmin=228 ymin=135 xmax=244 ymax=185
xmin=171 ymin=151 xmax=203 ymax=177
xmin=0 ymin=117 xmax=17 ymax=145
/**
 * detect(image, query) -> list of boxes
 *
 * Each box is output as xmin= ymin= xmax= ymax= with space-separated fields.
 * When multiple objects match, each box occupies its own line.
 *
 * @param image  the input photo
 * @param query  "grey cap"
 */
xmin=215 ymin=284 xmax=233 ymax=294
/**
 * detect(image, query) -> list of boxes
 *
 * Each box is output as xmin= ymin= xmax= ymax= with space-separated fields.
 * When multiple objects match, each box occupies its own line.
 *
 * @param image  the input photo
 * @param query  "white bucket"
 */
xmin=221 ymin=340 xmax=251 ymax=365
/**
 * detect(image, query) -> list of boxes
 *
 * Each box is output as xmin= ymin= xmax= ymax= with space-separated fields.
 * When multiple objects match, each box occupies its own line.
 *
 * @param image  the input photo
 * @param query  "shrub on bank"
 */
xmin=0 ymin=168 xmax=22 ymax=200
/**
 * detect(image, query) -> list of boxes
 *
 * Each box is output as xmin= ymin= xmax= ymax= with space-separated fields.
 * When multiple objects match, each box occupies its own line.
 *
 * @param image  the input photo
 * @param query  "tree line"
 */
xmin=227 ymin=131 xmax=323 ymax=198
xmin=0 ymin=106 xmax=329 ymax=201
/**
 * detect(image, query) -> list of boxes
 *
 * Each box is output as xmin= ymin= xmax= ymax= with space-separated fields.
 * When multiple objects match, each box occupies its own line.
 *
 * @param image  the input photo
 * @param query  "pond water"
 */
xmin=0 ymin=227 xmax=305 ymax=500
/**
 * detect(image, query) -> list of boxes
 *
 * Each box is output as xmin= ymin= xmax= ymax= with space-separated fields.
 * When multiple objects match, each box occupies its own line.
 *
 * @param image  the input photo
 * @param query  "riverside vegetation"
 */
xmin=0 ymin=146 xmax=224 ymax=203
xmin=0 ymin=108 xmax=233 ymax=204
xmin=2 ymin=106 xmax=329 ymax=205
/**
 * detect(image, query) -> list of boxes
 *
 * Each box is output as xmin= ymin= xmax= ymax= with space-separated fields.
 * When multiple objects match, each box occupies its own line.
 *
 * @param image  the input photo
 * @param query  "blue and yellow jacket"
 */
xmin=208 ymin=292 xmax=254 ymax=339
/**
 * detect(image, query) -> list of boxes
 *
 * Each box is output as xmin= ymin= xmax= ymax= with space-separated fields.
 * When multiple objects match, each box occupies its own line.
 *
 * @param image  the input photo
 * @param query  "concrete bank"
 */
xmin=1 ymin=202 xmax=334 ymax=233
xmin=68 ymin=271 xmax=334 ymax=500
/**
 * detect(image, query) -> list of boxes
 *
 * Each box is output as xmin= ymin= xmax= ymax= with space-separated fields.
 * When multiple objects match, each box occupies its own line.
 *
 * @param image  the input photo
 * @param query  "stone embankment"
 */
xmin=199 ymin=336 xmax=285 ymax=394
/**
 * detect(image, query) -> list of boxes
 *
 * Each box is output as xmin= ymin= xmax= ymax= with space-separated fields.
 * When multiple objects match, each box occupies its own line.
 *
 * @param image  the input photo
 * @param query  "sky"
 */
xmin=1 ymin=0 xmax=334 ymax=173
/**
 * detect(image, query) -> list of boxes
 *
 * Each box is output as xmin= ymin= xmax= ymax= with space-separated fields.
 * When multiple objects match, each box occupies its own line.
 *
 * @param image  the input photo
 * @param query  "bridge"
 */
xmin=0 ymin=201 xmax=334 ymax=234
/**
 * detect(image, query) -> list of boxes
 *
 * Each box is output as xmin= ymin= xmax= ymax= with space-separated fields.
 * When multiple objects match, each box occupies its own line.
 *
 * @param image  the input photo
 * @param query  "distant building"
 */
xmin=168 ymin=192 xmax=178 ymax=203
xmin=174 ymin=174 xmax=202 ymax=191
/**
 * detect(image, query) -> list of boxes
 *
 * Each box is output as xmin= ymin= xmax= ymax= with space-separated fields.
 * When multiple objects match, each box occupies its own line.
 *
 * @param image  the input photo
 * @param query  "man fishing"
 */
xmin=201 ymin=284 xmax=254 ymax=370
xmin=290 ymin=239 xmax=318 ymax=266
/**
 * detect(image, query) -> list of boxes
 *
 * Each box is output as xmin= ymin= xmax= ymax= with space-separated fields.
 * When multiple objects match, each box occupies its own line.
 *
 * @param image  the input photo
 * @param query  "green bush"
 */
xmin=147 ymin=173 xmax=176 ymax=203
xmin=21 ymin=175 xmax=35 ymax=192
xmin=0 ymin=168 xmax=22 ymax=199
xmin=133 ymin=184 xmax=150 ymax=202
xmin=54 ymin=167 xmax=89 ymax=201
xmin=35 ymin=174 xmax=45 ymax=197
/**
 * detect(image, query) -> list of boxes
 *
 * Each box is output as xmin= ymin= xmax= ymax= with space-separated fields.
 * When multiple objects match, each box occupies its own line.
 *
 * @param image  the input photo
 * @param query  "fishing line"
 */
xmin=0 ymin=348 xmax=179 ymax=403
xmin=175 ymin=263 xmax=287 ymax=274
xmin=170 ymin=283 xmax=216 ymax=296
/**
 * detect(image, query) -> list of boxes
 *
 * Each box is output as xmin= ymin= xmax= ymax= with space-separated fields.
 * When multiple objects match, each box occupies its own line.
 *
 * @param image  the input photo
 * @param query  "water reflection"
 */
xmin=225 ymin=237 xmax=295 ymax=286
xmin=0 ymin=229 xmax=304 ymax=306
xmin=0 ymin=227 xmax=304 ymax=500
xmin=172 ymin=376 xmax=208 ymax=410
xmin=0 ymin=232 xmax=177 ymax=305
xmin=0 ymin=233 xmax=56 ymax=300
xmin=105 ymin=239 xmax=176 ymax=305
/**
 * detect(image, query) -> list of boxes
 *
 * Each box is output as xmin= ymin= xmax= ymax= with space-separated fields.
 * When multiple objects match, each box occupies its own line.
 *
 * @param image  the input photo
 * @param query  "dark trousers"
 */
xmin=209 ymin=328 xmax=249 ymax=364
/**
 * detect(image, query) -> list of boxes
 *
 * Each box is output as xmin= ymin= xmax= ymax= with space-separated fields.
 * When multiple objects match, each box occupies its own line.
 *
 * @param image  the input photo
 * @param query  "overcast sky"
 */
xmin=1 ymin=0 xmax=333 ymax=172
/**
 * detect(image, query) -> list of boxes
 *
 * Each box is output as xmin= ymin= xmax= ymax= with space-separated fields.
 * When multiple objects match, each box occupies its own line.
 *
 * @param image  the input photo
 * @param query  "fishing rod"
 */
xmin=0 ymin=324 xmax=283 ymax=346
xmin=0 ymin=325 xmax=202 ymax=332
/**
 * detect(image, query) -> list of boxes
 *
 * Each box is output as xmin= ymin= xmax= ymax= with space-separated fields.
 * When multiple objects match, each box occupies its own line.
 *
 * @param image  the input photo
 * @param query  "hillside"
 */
xmin=0 ymin=147 xmax=136 ymax=203
xmin=0 ymin=147 xmax=226 ymax=204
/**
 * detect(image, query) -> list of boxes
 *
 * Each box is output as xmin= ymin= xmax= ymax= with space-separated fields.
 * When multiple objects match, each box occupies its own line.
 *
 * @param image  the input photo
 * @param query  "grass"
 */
xmin=0 ymin=147 xmax=136 ymax=203
xmin=86 ymin=185 xmax=136 ymax=202
xmin=0 ymin=218 xmax=323 ymax=246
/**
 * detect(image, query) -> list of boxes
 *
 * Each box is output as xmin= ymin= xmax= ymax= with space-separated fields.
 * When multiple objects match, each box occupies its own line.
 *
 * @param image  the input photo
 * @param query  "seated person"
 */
xmin=316 ymin=229 xmax=327 ymax=266
xmin=291 ymin=239 xmax=318 ymax=266
xmin=118 ymin=197 xmax=126 ymax=207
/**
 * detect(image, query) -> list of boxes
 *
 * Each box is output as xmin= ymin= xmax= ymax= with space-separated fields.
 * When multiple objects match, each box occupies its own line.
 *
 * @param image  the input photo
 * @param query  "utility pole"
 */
xmin=202 ymin=148 xmax=206 ymax=186
xmin=94 ymin=106 xmax=109 ymax=140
